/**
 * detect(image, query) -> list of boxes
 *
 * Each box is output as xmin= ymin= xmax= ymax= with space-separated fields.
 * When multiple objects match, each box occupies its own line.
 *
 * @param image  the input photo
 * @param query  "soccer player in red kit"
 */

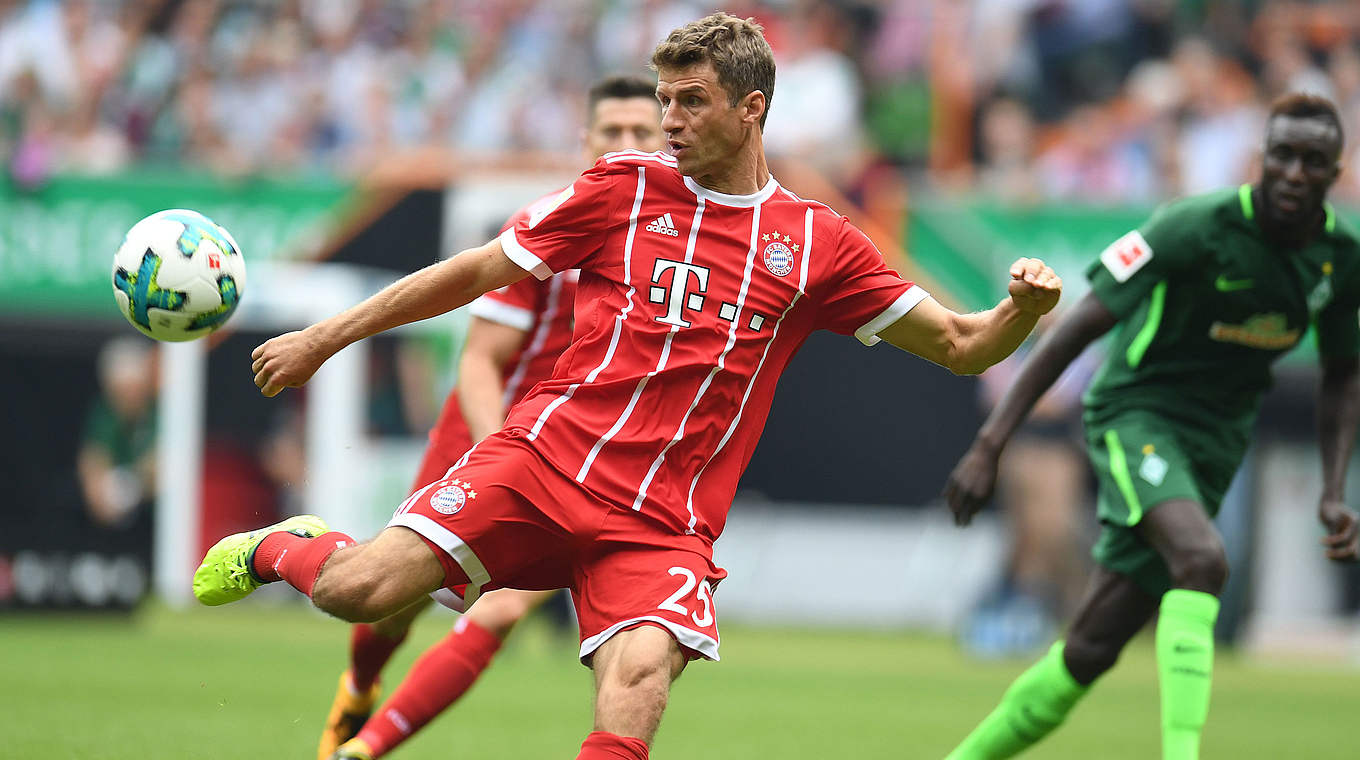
xmin=317 ymin=75 xmax=667 ymax=760
xmin=198 ymin=13 xmax=1062 ymax=759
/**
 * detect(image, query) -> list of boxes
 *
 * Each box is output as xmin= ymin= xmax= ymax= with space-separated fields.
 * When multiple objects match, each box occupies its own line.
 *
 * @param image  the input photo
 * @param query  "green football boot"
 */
xmin=328 ymin=739 xmax=374 ymax=760
xmin=192 ymin=514 xmax=329 ymax=606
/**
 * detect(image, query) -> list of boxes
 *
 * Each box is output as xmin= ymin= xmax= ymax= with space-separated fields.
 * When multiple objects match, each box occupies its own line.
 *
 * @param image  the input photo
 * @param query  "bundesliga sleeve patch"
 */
xmin=1099 ymin=230 xmax=1153 ymax=283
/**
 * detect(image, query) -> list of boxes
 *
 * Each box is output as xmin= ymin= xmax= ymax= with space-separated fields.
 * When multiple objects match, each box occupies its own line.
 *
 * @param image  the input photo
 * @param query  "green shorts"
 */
xmin=1085 ymin=413 xmax=1238 ymax=596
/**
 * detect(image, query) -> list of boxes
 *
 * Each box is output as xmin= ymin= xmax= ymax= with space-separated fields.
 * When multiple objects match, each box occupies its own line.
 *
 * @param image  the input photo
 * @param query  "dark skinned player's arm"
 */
xmin=944 ymin=291 xmax=1118 ymax=525
xmin=1315 ymin=354 xmax=1360 ymax=560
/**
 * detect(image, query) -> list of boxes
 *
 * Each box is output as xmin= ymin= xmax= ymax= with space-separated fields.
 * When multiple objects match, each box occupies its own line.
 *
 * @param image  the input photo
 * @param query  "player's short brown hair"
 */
xmin=587 ymin=74 xmax=660 ymax=123
xmin=1268 ymin=92 xmax=1344 ymax=152
xmin=650 ymin=12 xmax=776 ymax=129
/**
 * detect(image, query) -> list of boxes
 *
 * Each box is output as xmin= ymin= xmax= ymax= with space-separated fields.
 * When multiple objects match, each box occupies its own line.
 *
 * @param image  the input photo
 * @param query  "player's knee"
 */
xmin=600 ymin=640 xmax=675 ymax=697
xmin=311 ymin=566 xmax=391 ymax=622
xmin=1062 ymin=634 xmax=1120 ymax=683
xmin=1167 ymin=539 xmax=1229 ymax=594
xmin=467 ymin=592 xmax=537 ymax=638
xmin=601 ymin=654 xmax=671 ymax=705
xmin=369 ymin=610 xmax=416 ymax=639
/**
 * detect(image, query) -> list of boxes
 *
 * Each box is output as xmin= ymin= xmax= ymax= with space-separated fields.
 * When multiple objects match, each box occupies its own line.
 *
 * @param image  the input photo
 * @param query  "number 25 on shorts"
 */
xmin=658 ymin=566 xmax=715 ymax=627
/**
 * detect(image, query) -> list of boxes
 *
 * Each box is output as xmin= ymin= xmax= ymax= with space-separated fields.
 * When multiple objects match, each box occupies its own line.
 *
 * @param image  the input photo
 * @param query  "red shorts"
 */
xmin=388 ymin=430 xmax=726 ymax=662
xmin=408 ymin=392 xmax=475 ymax=493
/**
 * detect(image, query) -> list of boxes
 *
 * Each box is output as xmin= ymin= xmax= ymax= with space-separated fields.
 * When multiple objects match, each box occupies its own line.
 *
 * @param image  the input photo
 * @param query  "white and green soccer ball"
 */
xmin=112 ymin=209 xmax=246 ymax=342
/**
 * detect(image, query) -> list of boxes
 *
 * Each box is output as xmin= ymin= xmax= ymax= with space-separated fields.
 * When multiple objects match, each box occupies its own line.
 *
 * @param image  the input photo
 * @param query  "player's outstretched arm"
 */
xmin=878 ymin=258 xmax=1061 ymax=376
xmin=943 ymin=290 xmax=1117 ymax=526
xmin=251 ymin=239 xmax=528 ymax=397
xmin=1316 ymin=355 xmax=1360 ymax=561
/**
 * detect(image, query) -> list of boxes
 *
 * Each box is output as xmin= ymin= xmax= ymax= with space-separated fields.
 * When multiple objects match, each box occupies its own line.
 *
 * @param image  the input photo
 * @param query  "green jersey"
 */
xmin=1083 ymin=184 xmax=1360 ymax=457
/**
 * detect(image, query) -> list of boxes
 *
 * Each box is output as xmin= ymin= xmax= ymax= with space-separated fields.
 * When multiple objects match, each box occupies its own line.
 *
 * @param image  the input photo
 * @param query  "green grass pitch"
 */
xmin=2 ymin=602 xmax=1356 ymax=758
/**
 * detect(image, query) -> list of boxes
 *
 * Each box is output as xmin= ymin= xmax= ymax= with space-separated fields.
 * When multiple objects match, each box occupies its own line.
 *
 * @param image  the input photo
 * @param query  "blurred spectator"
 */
xmin=1036 ymin=103 xmax=1156 ymax=202
xmin=1171 ymin=37 xmax=1262 ymax=196
xmin=764 ymin=1 xmax=864 ymax=184
xmin=77 ymin=336 xmax=158 ymax=530
xmin=975 ymin=97 xmax=1041 ymax=203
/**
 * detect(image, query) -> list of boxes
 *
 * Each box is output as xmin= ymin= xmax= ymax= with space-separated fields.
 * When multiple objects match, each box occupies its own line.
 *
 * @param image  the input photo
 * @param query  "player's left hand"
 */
xmin=1319 ymin=499 xmax=1360 ymax=562
xmin=1316 ymin=503 xmax=1360 ymax=562
xmin=1007 ymin=258 xmax=1062 ymax=316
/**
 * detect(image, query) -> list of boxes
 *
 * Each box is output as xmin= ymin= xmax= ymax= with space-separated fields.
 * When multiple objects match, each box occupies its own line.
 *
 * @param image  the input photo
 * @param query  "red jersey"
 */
xmin=497 ymin=150 xmax=926 ymax=544
xmin=427 ymin=193 xmax=577 ymax=459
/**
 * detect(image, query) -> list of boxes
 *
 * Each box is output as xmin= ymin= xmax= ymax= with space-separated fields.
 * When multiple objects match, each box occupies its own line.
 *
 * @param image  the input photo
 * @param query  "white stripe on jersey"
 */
xmin=468 ymin=297 xmax=535 ymax=331
xmin=501 ymin=273 xmax=567 ymax=407
xmin=528 ymin=168 xmax=648 ymax=441
xmin=396 ymin=478 xmax=442 ymax=515
xmin=684 ymin=208 xmax=817 ymax=530
xmin=631 ymin=204 xmax=763 ymax=513
xmin=577 ymin=197 xmax=708 ymax=482
xmin=604 ymin=149 xmax=677 ymax=166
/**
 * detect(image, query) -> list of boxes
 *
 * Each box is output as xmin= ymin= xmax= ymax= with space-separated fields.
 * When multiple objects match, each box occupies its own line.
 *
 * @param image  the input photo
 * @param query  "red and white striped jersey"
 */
xmin=497 ymin=151 xmax=927 ymax=543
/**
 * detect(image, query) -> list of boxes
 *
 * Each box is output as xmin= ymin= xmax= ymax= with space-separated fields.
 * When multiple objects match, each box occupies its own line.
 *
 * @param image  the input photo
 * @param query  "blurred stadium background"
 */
xmin=3 ymin=0 xmax=1360 ymax=757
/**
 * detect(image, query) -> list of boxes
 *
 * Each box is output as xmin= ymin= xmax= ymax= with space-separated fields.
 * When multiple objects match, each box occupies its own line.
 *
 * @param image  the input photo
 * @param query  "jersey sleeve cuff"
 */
xmin=498 ymin=228 xmax=554 ymax=281
xmin=468 ymin=295 xmax=535 ymax=331
xmin=854 ymin=285 xmax=930 ymax=346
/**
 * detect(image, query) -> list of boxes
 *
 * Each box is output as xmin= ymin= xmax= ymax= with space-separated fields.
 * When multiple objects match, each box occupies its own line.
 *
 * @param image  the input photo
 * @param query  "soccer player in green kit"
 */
xmin=942 ymin=93 xmax=1360 ymax=760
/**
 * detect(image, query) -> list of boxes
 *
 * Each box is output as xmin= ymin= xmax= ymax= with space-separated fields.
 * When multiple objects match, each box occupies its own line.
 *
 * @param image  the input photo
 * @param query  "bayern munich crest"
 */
xmin=430 ymin=482 xmax=474 ymax=515
xmin=761 ymin=230 xmax=797 ymax=277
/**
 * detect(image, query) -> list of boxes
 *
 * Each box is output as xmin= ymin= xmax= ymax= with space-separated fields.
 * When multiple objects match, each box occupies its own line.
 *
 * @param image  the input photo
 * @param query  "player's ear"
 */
xmin=740 ymin=90 xmax=766 ymax=128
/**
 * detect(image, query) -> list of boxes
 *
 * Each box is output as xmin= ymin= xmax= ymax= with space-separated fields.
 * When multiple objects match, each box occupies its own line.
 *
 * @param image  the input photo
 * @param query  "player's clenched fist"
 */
xmin=1007 ymin=257 xmax=1061 ymax=315
xmin=251 ymin=328 xmax=330 ymax=397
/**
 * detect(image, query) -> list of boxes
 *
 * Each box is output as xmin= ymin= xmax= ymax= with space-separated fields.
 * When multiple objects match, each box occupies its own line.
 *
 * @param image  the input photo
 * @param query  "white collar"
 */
xmin=682 ymin=174 xmax=780 ymax=208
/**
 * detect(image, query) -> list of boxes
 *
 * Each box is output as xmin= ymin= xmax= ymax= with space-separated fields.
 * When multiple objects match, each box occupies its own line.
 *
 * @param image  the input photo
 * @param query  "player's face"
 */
xmin=655 ymin=63 xmax=759 ymax=179
xmin=1260 ymin=115 xmax=1342 ymax=227
xmin=584 ymin=97 xmax=665 ymax=160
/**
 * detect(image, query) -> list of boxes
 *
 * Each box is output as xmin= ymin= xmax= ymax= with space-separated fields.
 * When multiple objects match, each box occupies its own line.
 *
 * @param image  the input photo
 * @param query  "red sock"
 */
xmin=349 ymin=624 xmax=408 ymax=693
xmin=577 ymin=732 xmax=649 ymax=760
xmin=252 ymin=530 xmax=355 ymax=596
xmin=355 ymin=617 xmax=503 ymax=756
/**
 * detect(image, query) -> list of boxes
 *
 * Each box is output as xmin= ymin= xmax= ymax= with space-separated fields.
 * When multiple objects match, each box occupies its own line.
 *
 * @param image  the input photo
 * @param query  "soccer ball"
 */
xmin=111 ymin=209 xmax=246 ymax=342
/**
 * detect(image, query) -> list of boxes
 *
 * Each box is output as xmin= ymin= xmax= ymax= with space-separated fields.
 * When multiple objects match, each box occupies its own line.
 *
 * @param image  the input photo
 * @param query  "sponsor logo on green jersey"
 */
xmin=1208 ymin=312 xmax=1300 ymax=350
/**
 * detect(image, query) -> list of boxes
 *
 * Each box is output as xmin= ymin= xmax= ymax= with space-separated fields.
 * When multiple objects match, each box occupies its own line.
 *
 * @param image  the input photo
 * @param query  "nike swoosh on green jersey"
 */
xmin=1214 ymin=275 xmax=1254 ymax=291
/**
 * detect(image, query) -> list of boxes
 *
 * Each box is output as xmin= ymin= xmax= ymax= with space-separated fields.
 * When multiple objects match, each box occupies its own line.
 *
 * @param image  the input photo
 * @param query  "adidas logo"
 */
xmin=646 ymin=213 xmax=680 ymax=237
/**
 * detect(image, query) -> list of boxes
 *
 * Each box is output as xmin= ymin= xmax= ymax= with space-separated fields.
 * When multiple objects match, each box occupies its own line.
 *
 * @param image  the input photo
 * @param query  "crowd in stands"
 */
xmin=5 ymin=0 xmax=1360 ymax=204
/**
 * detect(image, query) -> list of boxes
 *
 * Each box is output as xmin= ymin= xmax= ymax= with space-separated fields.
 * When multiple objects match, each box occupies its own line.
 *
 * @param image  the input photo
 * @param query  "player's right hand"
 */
xmin=943 ymin=441 xmax=1001 ymax=527
xmin=1007 ymin=257 xmax=1062 ymax=315
xmin=251 ymin=328 xmax=329 ymax=397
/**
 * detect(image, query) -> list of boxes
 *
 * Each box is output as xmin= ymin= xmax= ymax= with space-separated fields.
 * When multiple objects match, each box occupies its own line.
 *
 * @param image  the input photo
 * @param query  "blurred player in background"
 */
xmin=78 ymin=336 xmax=158 ymax=536
xmin=318 ymin=74 xmax=666 ymax=760
xmin=198 ymin=14 xmax=1060 ymax=760
xmin=944 ymin=93 xmax=1360 ymax=760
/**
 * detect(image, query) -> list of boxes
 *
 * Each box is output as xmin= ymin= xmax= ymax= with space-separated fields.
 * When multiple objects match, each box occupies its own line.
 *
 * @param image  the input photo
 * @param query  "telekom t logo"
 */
xmin=649 ymin=258 xmax=711 ymax=328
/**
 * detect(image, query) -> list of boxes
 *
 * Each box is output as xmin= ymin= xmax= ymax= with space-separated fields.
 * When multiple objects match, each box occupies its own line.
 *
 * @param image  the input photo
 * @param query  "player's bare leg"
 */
xmin=196 ymin=516 xmax=456 ymax=621
xmin=1134 ymin=499 xmax=1227 ymax=760
xmin=310 ymin=527 xmax=454 ymax=622
xmin=319 ymin=599 xmax=434 ymax=760
xmin=336 ymin=590 xmax=556 ymax=759
xmin=576 ymin=625 xmax=687 ymax=759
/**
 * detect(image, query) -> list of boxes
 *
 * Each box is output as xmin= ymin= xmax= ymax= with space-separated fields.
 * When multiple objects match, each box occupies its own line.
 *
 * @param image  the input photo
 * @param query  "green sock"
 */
xmin=946 ymin=641 xmax=1088 ymax=760
xmin=1156 ymin=589 xmax=1220 ymax=760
